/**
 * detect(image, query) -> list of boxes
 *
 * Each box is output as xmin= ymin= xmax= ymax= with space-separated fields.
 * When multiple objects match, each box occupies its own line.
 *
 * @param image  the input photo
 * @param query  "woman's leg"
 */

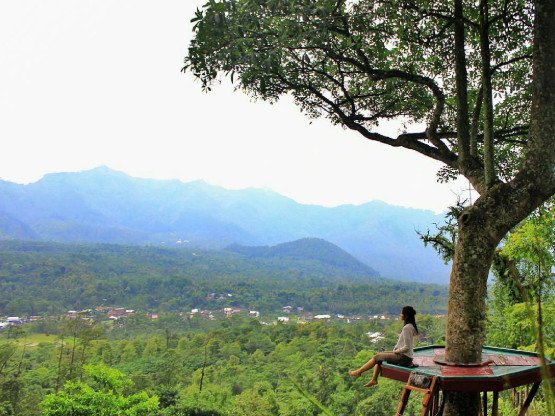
xmin=348 ymin=352 xmax=392 ymax=376
xmin=349 ymin=357 xmax=376 ymax=377
xmin=364 ymin=363 xmax=382 ymax=387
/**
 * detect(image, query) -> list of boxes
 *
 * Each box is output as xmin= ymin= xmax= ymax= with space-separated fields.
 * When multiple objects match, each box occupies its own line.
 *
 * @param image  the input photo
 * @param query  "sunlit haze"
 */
xmin=0 ymin=0 xmax=475 ymax=213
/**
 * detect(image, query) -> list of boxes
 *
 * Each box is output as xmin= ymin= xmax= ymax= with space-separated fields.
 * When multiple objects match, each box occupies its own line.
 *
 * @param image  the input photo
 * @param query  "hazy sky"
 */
xmin=0 ymin=1 xmax=474 ymax=212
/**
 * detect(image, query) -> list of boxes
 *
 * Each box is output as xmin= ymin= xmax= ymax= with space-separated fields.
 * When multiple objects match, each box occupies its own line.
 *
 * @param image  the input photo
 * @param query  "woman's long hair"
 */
xmin=402 ymin=306 xmax=418 ymax=333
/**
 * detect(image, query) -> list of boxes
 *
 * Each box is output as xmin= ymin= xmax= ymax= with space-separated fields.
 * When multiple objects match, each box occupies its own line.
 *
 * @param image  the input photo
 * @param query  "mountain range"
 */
xmin=0 ymin=166 xmax=450 ymax=282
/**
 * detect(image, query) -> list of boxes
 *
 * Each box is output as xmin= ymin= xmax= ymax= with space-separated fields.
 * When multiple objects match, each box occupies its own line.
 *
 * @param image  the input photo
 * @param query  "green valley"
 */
xmin=0 ymin=240 xmax=446 ymax=317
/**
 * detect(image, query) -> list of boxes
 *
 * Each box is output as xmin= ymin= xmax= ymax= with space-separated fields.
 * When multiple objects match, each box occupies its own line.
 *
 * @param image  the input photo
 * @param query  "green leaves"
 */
xmin=41 ymin=364 xmax=159 ymax=416
xmin=502 ymin=205 xmax=555 ymax=271
xmin=186 ymin=0 xmax=441 ymax=124
xmin=185 ymin=0 xmax=536 ymax=185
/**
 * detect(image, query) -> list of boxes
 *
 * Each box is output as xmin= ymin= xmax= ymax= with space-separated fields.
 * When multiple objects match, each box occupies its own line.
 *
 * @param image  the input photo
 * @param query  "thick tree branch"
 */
xmin=454 ymin=0 xmax=471 ymax=165
xmin=492 ymin=54 xmax=532 ymax=73
xmin=401 ymin=1 xmax=479 ymax=29
xmin=470 ymin=86 xmax=483 ymax=157
xmin=278 ymin=48 xmax=458 ymax=166
xmin=328 ymin=16 xmax=450 ymax=158
xmin=479 ymin=0 xmax=496 ymax=188
xmin=284 ymin=76 xmax=457 ymax=165
xmin=330 ymin=49 xmax=450 ymax=151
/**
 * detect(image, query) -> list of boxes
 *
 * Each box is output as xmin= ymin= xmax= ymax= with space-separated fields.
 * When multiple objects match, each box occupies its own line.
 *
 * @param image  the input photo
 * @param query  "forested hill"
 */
xmin=226 ymin=238 xmax=379 ymax=277
xmin=0 ymin=240 xmax=447 ymax=316
xmin=0 ymin=166 xmax=450 ymax=282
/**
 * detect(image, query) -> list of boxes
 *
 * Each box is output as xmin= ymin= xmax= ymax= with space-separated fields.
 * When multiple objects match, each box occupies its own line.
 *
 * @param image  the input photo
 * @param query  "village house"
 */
xmin=300 ymin=312 xmax=315 ymax=322
xmin=367 ymin=331 xmax=385 ymax=343
xmin=344 ymin=315 xmax=362 ymax=323
xmin=223 ymin=307 xmax=241 ymax=317
xmin=199 ymin=310 xmax=213 ymax=319
xmin=107 ymin=307 xmax=129 ymax=320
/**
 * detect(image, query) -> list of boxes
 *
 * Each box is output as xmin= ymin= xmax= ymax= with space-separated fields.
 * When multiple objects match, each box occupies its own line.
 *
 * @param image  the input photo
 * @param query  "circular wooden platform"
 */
xmin=381 ymin=345 xmax=555 ymax=392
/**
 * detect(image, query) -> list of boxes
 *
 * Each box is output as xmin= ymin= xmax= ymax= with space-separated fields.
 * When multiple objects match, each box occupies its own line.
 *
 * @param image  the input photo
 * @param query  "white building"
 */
xmin=367 ymin=331 xmax=385 ymax=343
xmin=223 ymin=307 xmax=241 ymax=317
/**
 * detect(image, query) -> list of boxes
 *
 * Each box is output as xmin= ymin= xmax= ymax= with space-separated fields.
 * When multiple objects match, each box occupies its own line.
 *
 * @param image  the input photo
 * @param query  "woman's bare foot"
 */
xmin=348 ymin=370 xmax=361 ymax=378
xmin=364 ymin=380 xmax=378 ymax=387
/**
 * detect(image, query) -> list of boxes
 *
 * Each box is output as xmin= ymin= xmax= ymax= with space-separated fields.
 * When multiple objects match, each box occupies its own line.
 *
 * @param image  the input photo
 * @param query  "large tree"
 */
xmin=185 ymin=0 xmax=555 ymax=414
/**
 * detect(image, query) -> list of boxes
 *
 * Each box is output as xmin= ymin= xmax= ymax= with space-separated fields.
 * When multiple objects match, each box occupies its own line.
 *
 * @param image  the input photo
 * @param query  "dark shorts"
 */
xmin=374 ymin=352 xmax=412 ymax=366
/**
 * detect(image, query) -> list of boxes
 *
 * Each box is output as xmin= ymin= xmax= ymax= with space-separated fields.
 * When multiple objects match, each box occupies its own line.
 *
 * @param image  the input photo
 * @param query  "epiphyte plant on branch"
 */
xmin=184 ymin=0 xmax=555 ymax=414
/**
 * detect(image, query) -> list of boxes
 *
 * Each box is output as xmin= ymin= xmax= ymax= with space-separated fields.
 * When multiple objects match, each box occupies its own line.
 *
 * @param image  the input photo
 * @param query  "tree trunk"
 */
xmin=443 ymin=208 xmax=496 ymax=415
xmin=68 ymin=332 xmax=77 ymax=379
xmin=55 ymin=334 xmax=65 ymax=393
xmin=443 ymin=2 xmax=555 ymax=413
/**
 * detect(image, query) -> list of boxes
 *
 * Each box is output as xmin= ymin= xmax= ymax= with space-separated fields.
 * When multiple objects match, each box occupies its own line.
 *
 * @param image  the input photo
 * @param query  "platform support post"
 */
xmin=395 ymin=386 xmax=411 ymax=416
xmin=431 ymin=388 xmax=440 ymax=415
xmin=481 ymin=391 xmax=487 ymax=416
xmin=491 ymin=391 xmax=499 ymax=416
xmin=395 ymin=374 xmax=437 ymax=416
xmin=517 ymin=382 xmax=540 ymax=416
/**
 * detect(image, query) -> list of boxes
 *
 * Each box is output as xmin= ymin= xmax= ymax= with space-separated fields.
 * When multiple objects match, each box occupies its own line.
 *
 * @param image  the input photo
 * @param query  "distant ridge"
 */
xmin=0 ymin=167 xmax=450 ymax=282
xmin=0 ymin=211 xmax=37 ymax=240
xmin=226 ymin=238 xmax=380 ymax=277
xmin=0 ymin=239 xmax=448 ymax=316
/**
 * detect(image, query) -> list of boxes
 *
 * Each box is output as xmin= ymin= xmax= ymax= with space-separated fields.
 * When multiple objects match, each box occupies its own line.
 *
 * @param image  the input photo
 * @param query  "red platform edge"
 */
xmin=381 ymin=346 xmax=555 ymax=392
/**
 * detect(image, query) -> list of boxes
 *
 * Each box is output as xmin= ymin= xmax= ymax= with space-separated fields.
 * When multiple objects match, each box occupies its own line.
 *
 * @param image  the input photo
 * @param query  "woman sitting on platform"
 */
xmin=349 ymin=305 xmax=418 ymax=387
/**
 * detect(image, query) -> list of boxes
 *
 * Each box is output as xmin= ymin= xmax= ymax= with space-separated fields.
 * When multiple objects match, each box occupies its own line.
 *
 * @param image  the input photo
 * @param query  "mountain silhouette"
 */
xmin=0 ymin=167 xmax=450 ymax=282
xmin=226 ymin=238 xmax=379 ymax=277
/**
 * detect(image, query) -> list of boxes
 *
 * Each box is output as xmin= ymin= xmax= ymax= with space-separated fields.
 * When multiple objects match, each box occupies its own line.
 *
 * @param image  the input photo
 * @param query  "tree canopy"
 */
xmin=186 ymin=0 xmax=535 ymax=191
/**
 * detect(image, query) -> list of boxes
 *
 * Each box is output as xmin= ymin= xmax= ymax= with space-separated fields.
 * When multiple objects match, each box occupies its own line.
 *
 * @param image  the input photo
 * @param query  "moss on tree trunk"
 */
xmin=443 ymin=213 xmax=496 ymax=414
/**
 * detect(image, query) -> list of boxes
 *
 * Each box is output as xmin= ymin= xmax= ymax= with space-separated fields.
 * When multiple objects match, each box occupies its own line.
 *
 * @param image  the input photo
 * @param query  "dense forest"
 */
xmin=0 ymin=238 xmax=552 ymax=415
xmin=0 ymin=240 xmax=447 ymax=316
xmin=0 ymin=307 xmax=551 ymax=416
xmin=2 ymin=316 xmax=433 ymax=415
